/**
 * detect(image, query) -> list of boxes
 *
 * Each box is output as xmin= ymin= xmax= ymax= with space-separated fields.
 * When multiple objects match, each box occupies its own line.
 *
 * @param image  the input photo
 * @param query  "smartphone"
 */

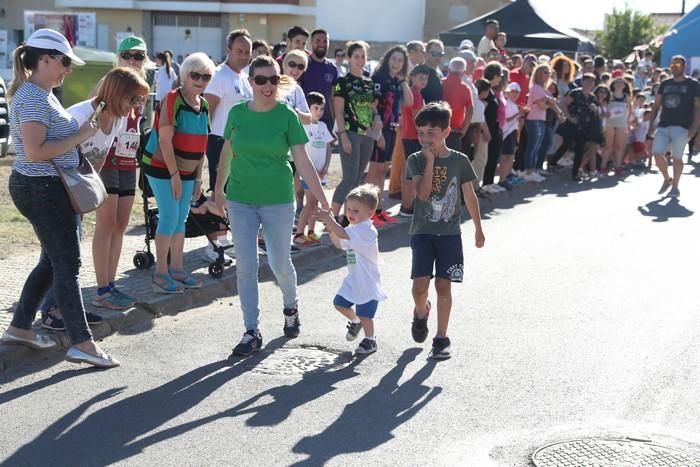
xmin=90 ymin=101 xmax=106 ymax=125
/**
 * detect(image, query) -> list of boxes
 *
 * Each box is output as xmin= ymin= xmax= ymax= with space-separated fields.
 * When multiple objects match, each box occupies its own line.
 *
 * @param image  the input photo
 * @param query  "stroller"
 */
xmin=132 ymin=132 xmax=232 ymax=278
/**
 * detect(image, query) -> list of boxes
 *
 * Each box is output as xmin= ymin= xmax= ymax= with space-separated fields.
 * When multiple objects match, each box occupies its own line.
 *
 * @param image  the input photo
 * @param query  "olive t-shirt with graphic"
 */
xmin=223 ymin=102 xmax=308 ymax=205
xmin=334 ymin=73 xmax=378 ymax=135
xmin=658 ymin=77 xmax=700 ymax=129
xmin=406 ymin=149 xmax=477 ymax=236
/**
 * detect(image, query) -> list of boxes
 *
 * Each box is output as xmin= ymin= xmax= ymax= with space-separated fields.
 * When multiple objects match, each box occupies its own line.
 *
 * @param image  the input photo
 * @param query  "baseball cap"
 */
xmin=458 ymin=49 xmax=477 ymax=63
xmin=507 ymin=82 xmax=521 ymax=92
xmin=118 ymin=36 xmax=147 ymax=53
xmin=459 ymin=39 xmax=474 ymax=50
xmin=25 ymin=28 xmax=85 ymax=66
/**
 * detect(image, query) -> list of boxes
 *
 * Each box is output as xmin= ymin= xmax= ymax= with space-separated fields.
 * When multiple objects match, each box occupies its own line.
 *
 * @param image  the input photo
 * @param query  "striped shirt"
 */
xmin=142 ymin=89 xmax=209 ymax=180
xmin=10 ymin=82 xmax=79 ymax=176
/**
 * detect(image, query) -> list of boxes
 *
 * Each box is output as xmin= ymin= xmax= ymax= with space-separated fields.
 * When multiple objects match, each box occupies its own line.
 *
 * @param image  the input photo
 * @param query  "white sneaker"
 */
xmin=559 ymin=158 xmax=574 ymax=167
xmin=483 ymin=184 xmax=498 ymax=193
xmin=487 ymin=184 xmax=506 ymax=193
xmin=524 ymin=173 xmax=544 ymax=182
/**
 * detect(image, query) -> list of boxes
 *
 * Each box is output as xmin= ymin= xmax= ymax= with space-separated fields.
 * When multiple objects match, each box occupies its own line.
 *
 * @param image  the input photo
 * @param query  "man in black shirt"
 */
xmin=422 ymin=39 xmax=444 ymax=103
xmin=648 ymin=55 xmax=700 ymax=198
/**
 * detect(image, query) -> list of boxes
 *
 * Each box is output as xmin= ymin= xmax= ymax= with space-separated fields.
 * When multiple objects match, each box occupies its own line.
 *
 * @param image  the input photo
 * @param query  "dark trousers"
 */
xmin=483 ymin=126 xmax=502 ymax=185
xmin=206 ymin=134 xmax=225 ymax=193
xmin=8 ymin=171 xmax=92 ymax=345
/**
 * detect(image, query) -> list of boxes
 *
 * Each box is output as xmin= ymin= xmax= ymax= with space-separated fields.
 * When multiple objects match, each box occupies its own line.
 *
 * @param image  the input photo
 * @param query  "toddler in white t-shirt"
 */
xmin=315 ymin=184 xmax=387 ymax=356
xmin=294 ymin=92 xmax=334 ymax=247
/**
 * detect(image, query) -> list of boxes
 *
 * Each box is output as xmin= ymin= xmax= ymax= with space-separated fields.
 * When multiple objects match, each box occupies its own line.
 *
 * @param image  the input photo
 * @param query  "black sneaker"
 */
xmin=411 ymin=301 xmax=431 ymax=343
xmin=290 ymin=245 xmax=301 ymax=255
xmin=345 ymin=321 xmax=362 ymax=341
xmin=283 ymin=306 xmax=300 ymax=338
xmin=232 ymin=329 xmax=263 ymax=356
xmin=430 ymin=336 xmax=451 ymax=360
xmin=86 ymin=311 xmax=103 ymax=325
xmin=356 ymin=337 xmax=377 ymax=355
xmin=398 ymin=206 xmax=414 ymax=217
xmin=42 ymin=306 xmax=65 ymax=331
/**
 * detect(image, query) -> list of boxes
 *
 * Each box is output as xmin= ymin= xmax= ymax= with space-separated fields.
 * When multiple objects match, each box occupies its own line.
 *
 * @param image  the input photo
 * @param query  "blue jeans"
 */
xmin=537 ymin=122 xmax=555 ymax=170
xmin=8 ymin=171 xmax=92 ymax=345
xmin=228 ymin=200 xmax=298 ymax=331
xmin=524 ymin=120 xmax=545 ymax=171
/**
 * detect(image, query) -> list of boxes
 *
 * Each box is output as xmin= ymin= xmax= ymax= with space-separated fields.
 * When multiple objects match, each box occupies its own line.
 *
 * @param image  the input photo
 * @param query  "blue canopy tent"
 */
xmin=661 ymin=4 xmax=700 ymax=72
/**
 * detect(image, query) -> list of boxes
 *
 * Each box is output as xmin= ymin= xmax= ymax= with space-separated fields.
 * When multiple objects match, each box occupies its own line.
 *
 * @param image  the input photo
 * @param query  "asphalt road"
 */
xmin=2 ymin=163 xmax=700 ymax=466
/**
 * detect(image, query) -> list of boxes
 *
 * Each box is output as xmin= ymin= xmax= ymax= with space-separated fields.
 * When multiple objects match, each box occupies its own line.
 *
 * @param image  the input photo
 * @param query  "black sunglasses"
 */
xmin=189 ymin=72 xmax=212 ymax=82
xmin=252 ymin=75 xmax=281 ymax=86
xmin=120 ymin=52 xmax=146 ymax=61
xmin=287 ymin=61 xmax=305 ymax=71
xmin=51 ymin=55 xmax=71 ymax=67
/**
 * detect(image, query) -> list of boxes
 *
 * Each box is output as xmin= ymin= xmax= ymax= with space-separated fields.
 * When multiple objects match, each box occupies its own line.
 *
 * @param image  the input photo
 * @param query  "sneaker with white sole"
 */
xmin=658 ymin=178 xmax=672 ymax=194
xmin=356 ymin=337 xmax=377 ymax=355
xmin=283 ymin=306 xmax=300 ymax=338
xmin=232 ymin=330 xmax=263 ymax=356
xmin=430 ymin=336 xmax=452 ymax=360
xmin=92 ymin=291 xmax=131 ymax=310
xmin=668 ymin=186 xmax=680 ymax=198
xmin=346 ymin=321 xmax=362 ymax=341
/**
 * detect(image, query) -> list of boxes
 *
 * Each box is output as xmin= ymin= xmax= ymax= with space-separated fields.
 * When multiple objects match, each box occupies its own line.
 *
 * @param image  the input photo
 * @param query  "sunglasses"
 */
xmin=287 ymin=61 xmax=305 ymax=71
xmin=51 ymin=55 xmax=71 ymax=67
xmin=429 ymin=51 xmax=445 ymax=57
xmin=120 ymin=52 xmax=146 ymax=61
xmin=189 ymin=72 xmax=212 ymax=82
xmin=128 ymin=95 xmax=146 ymax=106
xmin=252 ymin=75 xmax=281 ymax=86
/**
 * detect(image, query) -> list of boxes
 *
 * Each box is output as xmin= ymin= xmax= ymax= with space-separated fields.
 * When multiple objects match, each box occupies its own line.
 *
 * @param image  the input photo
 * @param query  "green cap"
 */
xmin=118 ymin=36 xmax=147 ymax=53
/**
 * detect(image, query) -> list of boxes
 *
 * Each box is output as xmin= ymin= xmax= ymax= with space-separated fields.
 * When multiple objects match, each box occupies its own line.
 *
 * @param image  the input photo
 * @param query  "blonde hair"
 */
xmin=179 ymin=52 xmax=216 ymax=82
xmin=283 ymin=49 xmax=308 ymax=71
xmin=94 ymin=67 xmax=150 ymax=117
xmin=530 ymin=64 xmax=551 ymax=88
xmin=347 ymin=184 xmax=380 ymax=211
xmin=8 ymin=45 xmax=55 ymax=99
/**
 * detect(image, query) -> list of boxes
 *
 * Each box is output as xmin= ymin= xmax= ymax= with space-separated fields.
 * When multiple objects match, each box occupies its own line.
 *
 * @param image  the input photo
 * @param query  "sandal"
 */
xmin=169 ymin=269 xmax=201 ymax=289
xmin=152 ymin=273 xmax=184 ymax=294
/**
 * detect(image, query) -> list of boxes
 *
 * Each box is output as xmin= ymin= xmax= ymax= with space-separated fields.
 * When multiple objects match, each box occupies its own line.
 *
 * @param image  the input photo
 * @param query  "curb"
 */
xmin=0 ymin=168 xmax=572 ymax=372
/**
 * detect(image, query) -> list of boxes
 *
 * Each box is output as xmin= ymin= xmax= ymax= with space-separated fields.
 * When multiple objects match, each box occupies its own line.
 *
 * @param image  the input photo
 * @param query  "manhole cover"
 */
xmin=532 ymin=438 xmax=700 ymax=466
xmin=246 ymin=345 xmax=353 ymax=376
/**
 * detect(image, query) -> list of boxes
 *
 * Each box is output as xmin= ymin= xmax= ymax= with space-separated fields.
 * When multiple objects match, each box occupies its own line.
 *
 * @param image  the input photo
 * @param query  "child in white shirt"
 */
xmin=294 ymin=92 xmax=334 ymax=246
xmin=316 ymin=184 xmax=387 ymax=355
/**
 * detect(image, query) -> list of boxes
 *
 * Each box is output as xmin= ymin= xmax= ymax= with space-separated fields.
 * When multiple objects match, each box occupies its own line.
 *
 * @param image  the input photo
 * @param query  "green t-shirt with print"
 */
xmin=333 ymin=74 xmax=377 ymax=135
xmin=223 ymin=102 xmax=309 ymax=204
xmin=406 ymin=149 xmax=477 ymax=235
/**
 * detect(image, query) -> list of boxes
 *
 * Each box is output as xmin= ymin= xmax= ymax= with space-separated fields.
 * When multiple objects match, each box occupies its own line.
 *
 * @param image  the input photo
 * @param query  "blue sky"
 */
xmin=530 ymin=0 xmax=698 ymax=29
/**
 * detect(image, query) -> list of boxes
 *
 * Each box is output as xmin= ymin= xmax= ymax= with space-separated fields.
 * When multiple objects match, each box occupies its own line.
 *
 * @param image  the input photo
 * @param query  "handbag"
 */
xmin=53 ymin=151 xmax=107 ymax=214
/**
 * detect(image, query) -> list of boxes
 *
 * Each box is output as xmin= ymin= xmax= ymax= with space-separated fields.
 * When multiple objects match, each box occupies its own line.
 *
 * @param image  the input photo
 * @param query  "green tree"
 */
xmin=595 ymin=7 xmax=656 ymax=59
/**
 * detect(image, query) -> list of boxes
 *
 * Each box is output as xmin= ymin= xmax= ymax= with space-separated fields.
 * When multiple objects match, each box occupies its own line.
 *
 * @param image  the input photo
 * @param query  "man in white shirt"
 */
xmin=204 ymin=29 xmax=253 ymax=193
xmin=477 ymin=19 xmax=499 ymax=58
xmin=459 ymin=50 xmax=489 ymax=186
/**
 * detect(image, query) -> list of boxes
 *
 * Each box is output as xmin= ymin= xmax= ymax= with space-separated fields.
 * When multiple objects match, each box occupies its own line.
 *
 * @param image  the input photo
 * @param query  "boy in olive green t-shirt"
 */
xmin=405 ymin=102 xmax=486 ymax=360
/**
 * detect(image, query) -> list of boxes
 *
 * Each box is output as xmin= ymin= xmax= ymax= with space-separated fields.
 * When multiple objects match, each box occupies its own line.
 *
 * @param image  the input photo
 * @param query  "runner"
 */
xmin=648 ymin=55 xmax=700 ymax=198
xmin=366 ymin=45 xmax=412 ymax=226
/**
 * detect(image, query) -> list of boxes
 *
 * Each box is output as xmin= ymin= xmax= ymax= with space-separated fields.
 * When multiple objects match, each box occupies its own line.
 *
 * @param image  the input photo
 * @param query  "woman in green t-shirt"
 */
xmin=214 ymin=55 xmax=329 ymax=356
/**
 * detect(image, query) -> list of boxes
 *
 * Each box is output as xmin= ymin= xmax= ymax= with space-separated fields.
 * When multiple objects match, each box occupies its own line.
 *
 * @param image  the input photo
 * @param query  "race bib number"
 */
xmin=346 ymin=250 xmax=357 ymax=266
xmin=115 ymin=131 xmax=141 ymax=158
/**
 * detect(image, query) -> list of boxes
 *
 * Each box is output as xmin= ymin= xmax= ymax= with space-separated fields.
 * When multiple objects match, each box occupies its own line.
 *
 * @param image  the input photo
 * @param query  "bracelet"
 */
xmin=169 ymin=171 xmax=178 ymax=178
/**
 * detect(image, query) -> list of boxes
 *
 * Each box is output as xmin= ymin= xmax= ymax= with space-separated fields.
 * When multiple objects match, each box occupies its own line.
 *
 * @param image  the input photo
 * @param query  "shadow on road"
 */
xmin=1 ymin=337 xmax=287 ymax=467
xmin=291 ymin=348 xmax=442 ymax=466
xmin=637 ymin=197 xmax=694 ymax=222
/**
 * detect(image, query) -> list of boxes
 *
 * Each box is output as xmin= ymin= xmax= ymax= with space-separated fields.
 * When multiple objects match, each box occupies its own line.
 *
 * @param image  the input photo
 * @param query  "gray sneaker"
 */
xmin=658 ymin=178 xmax=672 ymax=194
xmin=346 ymin=321 xmax=362 ymax=341
xmin=668 ymin=186 xmax=680 ymax=198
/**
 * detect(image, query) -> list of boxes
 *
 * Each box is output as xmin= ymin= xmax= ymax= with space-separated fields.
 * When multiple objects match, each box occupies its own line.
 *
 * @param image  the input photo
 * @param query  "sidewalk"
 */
xmin=0 ymin=168 xmax=574 ymax=371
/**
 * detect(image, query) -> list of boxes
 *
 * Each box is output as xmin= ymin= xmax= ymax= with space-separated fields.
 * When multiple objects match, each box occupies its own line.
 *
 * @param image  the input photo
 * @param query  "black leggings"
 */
xmin=550 ymin=128 xmax=587 ymax=179
xmin=483 ymin=126 xmax=502 ymax=185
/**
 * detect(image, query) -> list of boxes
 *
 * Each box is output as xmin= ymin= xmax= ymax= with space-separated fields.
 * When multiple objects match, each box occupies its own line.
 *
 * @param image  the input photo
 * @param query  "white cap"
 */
xmin=25 ymin=28 xmax=85 ymax=66
xmin=449 ymin=57 xmax=466 ymax=72
xmin=459 ymin=39 xmax=474 ymax=50
xmin=507 ymin=82 xmax=521 ymax=92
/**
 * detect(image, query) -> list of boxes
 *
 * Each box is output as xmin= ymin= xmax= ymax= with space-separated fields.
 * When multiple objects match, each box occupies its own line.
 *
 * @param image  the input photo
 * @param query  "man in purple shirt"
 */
xmin=298 ymin=28 xmax=338 ymax=132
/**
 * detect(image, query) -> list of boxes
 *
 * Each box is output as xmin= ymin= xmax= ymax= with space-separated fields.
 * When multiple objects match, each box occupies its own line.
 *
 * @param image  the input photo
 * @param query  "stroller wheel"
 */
xmin=134 ymin=252 xmax=153 ymax=270
xmin=208 ymin=262 xmax=224 ymax=279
